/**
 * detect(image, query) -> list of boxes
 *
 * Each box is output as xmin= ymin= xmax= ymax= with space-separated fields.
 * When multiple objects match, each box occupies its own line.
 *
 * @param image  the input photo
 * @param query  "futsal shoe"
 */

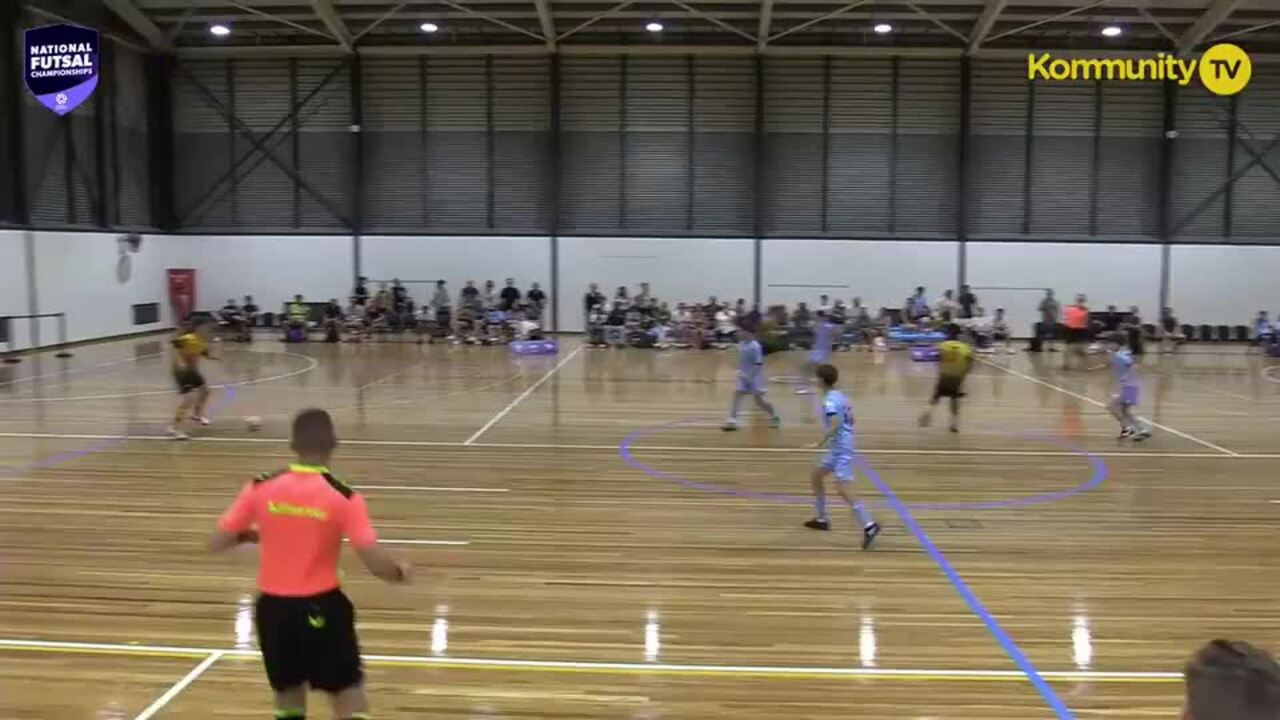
xmin=1132 ymin=428 xmax=1152 ymax=442
xmin=192 ymin=415 xmax=212 ymax=426
xmin=1119 ymin=427 xmax=1135 ymax=440
xmin=769 ymin=416 xmax=782 ymax=429
xmin=167 ymin=426 xmax=190 ymax=441
xmin=721 ymin=419 xmax=739 ymax=432
xmin=862 ymin=522 xmax=882 ymax=550
xmin=804 ymin=518 xmax=831 ymax=531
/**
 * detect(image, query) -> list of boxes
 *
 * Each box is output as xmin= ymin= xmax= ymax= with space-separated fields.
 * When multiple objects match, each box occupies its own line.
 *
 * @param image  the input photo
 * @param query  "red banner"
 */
xmin=167 ymin=268 xmax=197 ymax=324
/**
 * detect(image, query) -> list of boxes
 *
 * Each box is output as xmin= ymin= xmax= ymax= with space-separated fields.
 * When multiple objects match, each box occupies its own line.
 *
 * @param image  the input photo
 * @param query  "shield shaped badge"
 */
xmin=23 ymin=24 xmax=100 ymax=116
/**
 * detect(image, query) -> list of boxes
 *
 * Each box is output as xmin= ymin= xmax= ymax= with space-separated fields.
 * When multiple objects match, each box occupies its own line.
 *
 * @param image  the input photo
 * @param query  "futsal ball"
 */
xmin=245 ymin=416 xmax=262 ymax=432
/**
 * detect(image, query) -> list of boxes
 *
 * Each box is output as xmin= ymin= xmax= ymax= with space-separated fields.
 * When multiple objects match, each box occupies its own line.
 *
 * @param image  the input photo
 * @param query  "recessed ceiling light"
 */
xmin=1101 ymin=25 xmax=1123 ymax=37
xmin=645 ymin=21 xmax=664 ymax=32
xmin=420 ymin=21 xmax=439 ymax=33
xmin=873 ymin=23 xmax=893 ymax=34
xmin=209 ymin=24 xmax=231 ymax=37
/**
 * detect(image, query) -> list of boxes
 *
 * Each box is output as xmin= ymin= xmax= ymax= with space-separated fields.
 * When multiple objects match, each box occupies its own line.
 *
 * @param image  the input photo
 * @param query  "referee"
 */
xmin=210 ymin=408 xmax=410 ymax=720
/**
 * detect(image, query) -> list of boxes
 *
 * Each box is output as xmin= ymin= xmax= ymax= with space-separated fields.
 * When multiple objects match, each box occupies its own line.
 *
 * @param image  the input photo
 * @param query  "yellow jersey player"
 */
xmin=169 ymin=317 xmax=219 ymax=440
xmin=919 ymin=324 xmax=973 ymax=433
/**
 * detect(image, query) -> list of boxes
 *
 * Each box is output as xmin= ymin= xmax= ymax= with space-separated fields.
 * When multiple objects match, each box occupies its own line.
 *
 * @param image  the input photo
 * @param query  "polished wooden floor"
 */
xmin=1 ymin=336 xmax=1279 ymax=718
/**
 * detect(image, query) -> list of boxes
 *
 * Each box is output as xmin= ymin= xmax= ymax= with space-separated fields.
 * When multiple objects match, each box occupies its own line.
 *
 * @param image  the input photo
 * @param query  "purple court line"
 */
xmin=618 ymin=419 xmax=1108 ymax=512
xmin=0 ymin=385 xmax=238 ymax=478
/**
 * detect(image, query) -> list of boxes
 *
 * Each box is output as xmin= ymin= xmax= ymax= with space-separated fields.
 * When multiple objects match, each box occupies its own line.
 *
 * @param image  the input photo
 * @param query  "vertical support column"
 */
xmin=820 ymin=55 xmax=830 ymax=233
xmin=349 ymin=54 xmax=365 ymax=284
xmin=686 ymin=54 xmax=694 ymax=232
xmin=93 ymin=41 xmax=112 ymax=228
xmin=888 ymin=57 xmax=898 ymax=234
xmin=1088 ymin=80 xmax=1102 ymax=237
xmin=1157 ymin=80 xmax=1178 ymax=314
xmin=108 ymin=42 xmax=122 ymax=226
xmin=956 ymin=56 xmax=971 ymax=288
xmin=23 ymin=231 xmax=39 ymax=350
xmin=146 ymin=54 xmax=176 ymax=230
xmin=226 ymin=59 xmax=238 ymax=226
xmin=1021 ymin=76 xmax=1035 ymax=235
xmin=752 ymin=55 xmax=765 ymax=308
xmin=618 ymin=55 xmax=628 ymax=230
xmin=1 ymin=0 xmax=29 ymax=226
xmin=419 ymin=56 xmax=429 ymax=227
xmin=290 ymin=58 xmax=301 ymax=228
xmin=62 ymin=118 xmax=76 ymax=223
xmin=1224 ymin=93 xmax=1238 ymax=238
xmin=485 ymin=55 xmax=495 ymax=230
xmin=549 ymin=55 xmax=562 ymax=332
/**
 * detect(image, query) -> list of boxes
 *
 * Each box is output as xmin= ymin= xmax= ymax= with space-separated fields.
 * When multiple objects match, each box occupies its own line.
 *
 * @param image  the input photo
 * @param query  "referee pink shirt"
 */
xmin=218 ymin=464 xmax=378 ymax=597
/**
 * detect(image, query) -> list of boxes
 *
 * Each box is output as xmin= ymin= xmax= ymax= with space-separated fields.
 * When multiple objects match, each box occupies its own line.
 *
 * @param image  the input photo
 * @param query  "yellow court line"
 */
xmin=0 ymin=639 xmax=1185 ymax=683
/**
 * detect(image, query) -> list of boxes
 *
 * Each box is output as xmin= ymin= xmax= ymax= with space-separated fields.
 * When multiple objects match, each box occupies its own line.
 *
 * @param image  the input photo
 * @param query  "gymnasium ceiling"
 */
xmin=24 ymin=0 xmax=1280 ymax=56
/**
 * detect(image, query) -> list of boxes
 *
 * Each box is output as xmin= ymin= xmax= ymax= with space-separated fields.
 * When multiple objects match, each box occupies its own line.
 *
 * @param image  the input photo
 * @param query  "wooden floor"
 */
xmin=2 ymin=335 xmax=1279 ymax=719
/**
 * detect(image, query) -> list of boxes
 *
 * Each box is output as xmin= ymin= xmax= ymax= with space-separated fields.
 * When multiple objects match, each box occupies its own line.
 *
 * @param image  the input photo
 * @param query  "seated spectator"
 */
xmin=614 ymin=286 xmax=629 ymax=305
xmin=430 ymin=280 xmax=452 ymax=336
xmin=818 ymin=294 xmax=833 ymax=315
xmin=513 ymin=304 xmax=542 ymax=341
xmin=500 ymin=278 xmax=521 ymax=311
xmin=586 ymin=303 xmax=608 ymax=348
xmin=343 ymin=299 xmax=368 ymax=341
xmin=1124 ymin=306 xmax=1144 ymax=355
xmin=714 ymin=305 xmax=737 ymax=346
xmin=583 ymin=283 xmax=605 ymax=325
xmin=352 ymin=276 xmax=369 ymax=307
xmin=958 ymin=284 xmax=978 ymax=319
xmin=703 ymin=295 xmax=719 ymax=315
xmin=480 ymin=280 xmax=498 ymax=310
xmin=391 ymin=279 xmax=409 ymax=315
xmin=849 ymin=298 xmax=873 ymax=349
xmin=1159 ymin=306 xmax=1185 ymax=352
xmin=993 ymin=308 xmax=1012 ymax=353
xmin=607 ymin=301 xmax=627 ymax=326
xmin=322 ymin=298 xmax=344 ymax=343
xmin=1254 ymin=311 xmax=1275 ymax=352
xmin=527 ymin=282 xmax=546 ymax=318
xmin=1100 ymin=304 xmax=1124 ymax=334
xmin=241 ymin=295 xmax=259 ymax=341
xmin=793 ymin=302 xmax=812 ymax=329
xmin=935 ymin=290 xmax=958 ymax=322
xmin=218 ymin=298 xmax=247 ymax=341
xmin=905 ymin=287 xmax=930 ymax=325
xmin=460 ymin=280 xmax=480 ymax=311
xmin=365 ymin=292 xmax=389 ymax=337
xmin=285 ymin=294 xmax=310 ymax=342
xmin=453 ymin=305 xmax=479 ymax=344
xmin=1183 ymin=639 xmax=1280 ymax=720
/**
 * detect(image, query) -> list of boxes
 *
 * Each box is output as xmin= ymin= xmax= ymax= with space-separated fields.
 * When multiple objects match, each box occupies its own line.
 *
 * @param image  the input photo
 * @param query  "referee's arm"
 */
xmin=209 ymin=482 xmax=259 ymax=553
xmin=347 ymin=494 xmax=412 ymax=584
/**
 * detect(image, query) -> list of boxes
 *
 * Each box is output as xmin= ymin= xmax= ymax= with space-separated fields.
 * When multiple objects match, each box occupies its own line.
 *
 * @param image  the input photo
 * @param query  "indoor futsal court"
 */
xmin=3 ymin=0 xmax=1280 ymax=718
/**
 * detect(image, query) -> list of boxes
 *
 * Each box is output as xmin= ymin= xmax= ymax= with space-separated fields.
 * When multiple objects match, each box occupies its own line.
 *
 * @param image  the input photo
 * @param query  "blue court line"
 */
xmin=856 ymin=455 xmax=1076 ymax=719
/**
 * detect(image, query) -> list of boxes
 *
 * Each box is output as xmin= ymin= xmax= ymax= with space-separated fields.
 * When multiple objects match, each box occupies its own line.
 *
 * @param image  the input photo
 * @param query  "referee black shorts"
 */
xmin=173 ymin=368 xmax=206 ymax=394
xmin=933 ymin=374 xmax=967 ymax=401
xmin=255 ymin=588 xmax=363 ymax=693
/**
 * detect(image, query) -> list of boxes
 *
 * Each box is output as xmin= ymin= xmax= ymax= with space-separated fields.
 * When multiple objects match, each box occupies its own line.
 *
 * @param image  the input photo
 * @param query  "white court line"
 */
xmin=0 ymin=352 xmax=163 ymax=389
xmin=133 ymin=650 xmax=224 ymax=720
xmin=1262 ymin=365 xmax=1280 ymax=385
xmin=358 ymin=361 xmax=425 ymax=391
xmin=0 ymin=431 xmax=1275 ymax=459
xmin=381 ymin=539 xmax=470 ymax=546
xmin=464 ymin=345 xmax=584 ymax=445
xmin=355 ymin=485 xmax=509 ymax=493
xmin=977 ymin=358 xmax=1240 ymax=457
xmin=0 ymin=638 xmax=1183 ymax=682
xmin=0 ymin=351 xmax=320 ymax=404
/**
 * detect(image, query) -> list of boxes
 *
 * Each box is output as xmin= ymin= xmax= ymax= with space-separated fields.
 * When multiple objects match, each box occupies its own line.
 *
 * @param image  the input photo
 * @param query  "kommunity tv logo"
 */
xmin=1027 ymin=43 xmax=1252 ymax=96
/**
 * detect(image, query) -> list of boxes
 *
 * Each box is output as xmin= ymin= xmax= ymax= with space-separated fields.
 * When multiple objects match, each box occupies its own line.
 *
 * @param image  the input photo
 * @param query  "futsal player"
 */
xmin=209 ymin=408 xmax=411 ymax=720
xmin=804 ymin=364 xmax=881 ymax=550
xmin=1183 ymin=639 xmax=1280 ymax=720
xmin=918 ymin=324 xmax=973 ymax=433
xmin=722 ymin=325 xmax=781 ymax=431
xmin=797 ymin=310 xmax=836 ymax=395
xmin=169 ymin=317 xmax=218 ymax=440
xmin=1105 ymin=332 xmax=1152 ymax=441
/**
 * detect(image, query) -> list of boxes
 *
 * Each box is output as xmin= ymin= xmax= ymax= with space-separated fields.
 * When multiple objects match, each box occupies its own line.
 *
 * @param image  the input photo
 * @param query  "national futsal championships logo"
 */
xmin=23 ymin=23 xmax=100 ymax=115
xmin=1027 ymin=43 xmax=1252 ymax=96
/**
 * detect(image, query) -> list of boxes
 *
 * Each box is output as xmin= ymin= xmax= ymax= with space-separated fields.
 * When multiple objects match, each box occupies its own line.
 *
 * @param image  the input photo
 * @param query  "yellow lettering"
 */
xmin=1177 ymin=59 xmax=1197 ymax=86
xmin=1074 ymin=58 xmax=1127 ymax=81
xmin=1048 ymin=59 xmax=1072 ymax=81
xmin=1136 ymin=59 xmax=1157 ymax=81
xmin=1027 ymin=53 xmax=1050 ymax=80
xmin=267 ymin=500 xmax=328 ymax=520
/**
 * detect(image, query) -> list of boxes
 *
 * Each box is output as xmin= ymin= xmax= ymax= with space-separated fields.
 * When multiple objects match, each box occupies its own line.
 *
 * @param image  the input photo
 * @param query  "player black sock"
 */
xmin=274 ymin=711 xmax=305 ymax=720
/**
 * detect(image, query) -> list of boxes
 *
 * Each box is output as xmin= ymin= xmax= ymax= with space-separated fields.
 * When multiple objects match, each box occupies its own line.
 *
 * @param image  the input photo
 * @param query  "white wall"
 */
xmin=186 ymin=235 xmax=354 ymax=313
xmin=361 ymin=234 xmax=551 ymax=313
xmin=966 ymin=242 xmax=1162 ymax=334
xmin=557 ymin=237 xmax=755 ymax=332
xmin=1170 ymin=245 xmax=1280 ymax=326
xmin=763 ymin=239 xmax=959 ymax=313
xmin=31 ymin=232 xmax=196 ymax=346
xmin=0 ymin=231 xmax=33 ymax=350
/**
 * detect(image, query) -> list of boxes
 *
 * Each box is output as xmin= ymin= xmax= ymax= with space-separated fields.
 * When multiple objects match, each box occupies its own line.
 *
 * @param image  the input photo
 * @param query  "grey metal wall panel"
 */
xmin=827 ymin=58 xmax=892 ymax=233
xmin=1170 ymin=84 xmax=1229 ymax=240
xmin=560 ymin=57 xmax=622 ymax=232
xmin=233 ymin=60 xmax=294 ymax=228
xmin=968 ymin=60 xmax=1027 ymax=236
xmin=25 ymin=102 xmax=70 ymax=225
xmin=423 ymin=58 xmax=488 ymax=231
xmin=174 ymin=59 xmax=234 ymax=228
xmin=1029 ymin=78 xmax=1094 ymax=236
xmin=296 ymin=59 xmax=351 ymax=229
xmin=493 ymin=57 xmax=550 ymax=231
xmin=1230 ymin=70 xmax=1280 ymax=241
xmin=114 ymin=45 xmax=150 ymax=227
xmin=1096 ymin=82 xmax=1161 ymax=238
xmin=624 ymin=57 xmax=690 ymax=231
xmin=362 ymin=57 xmax=425 ymax=230
xmin=692 ymin=58 xmax=755 ymax=235
xmin=763 ymin=58 xmax=823 ymax=234
xmin=894 ymin=59 xmax=959 ymax=236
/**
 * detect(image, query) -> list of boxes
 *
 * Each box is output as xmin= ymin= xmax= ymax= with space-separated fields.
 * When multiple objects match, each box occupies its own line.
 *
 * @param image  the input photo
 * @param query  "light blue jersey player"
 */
xmin=804 ymin=363 xmax=880 ymax=549
xmin=1105 ymin=334 xmax=1151 ymax=441
xmin=723 ymin=326 xmax=781 ymax=431
xmin=797 ymin=312 xmax=837 ymax=395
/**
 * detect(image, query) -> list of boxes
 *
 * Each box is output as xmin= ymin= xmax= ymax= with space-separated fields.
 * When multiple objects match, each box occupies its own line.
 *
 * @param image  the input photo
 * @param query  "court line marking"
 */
xmin=0 ymin=352 xmax=164 ymax=389
xmin=1 ymin=431 xmax=1275 ymax=459
xmin=381 ymin=539 xmax=470 ymax=546
xmin=0 ymin=638 xmax=1183 ymax=683
xmin=355 ymin=485 xmax=509 ymax=493
xmin=977 ymin=358 xmax=1240 ymax=457
xmin=133 ymin=650 xmax=224 ymax=720
xmin=1262 ymin=364 xmax=1280 ymax=385
xmin=465 ymin=344 xmax=584 ymax=445
xmin=0 ymin=351 xmax=320 ymax=404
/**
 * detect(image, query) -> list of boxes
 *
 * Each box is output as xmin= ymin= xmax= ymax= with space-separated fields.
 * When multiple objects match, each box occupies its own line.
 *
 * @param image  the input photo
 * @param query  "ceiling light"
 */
xmin=209 ymin=24 xmax=231 ymax=37
xmin=420 ymin=21 xmax=439 ymax=33
xmin=873 ymin=23 xmax=893 ymax=34
xmin=645 ymin=21 xmax=664 ymax=32
xmin=1101 ymin=25 xmax=1123 ymax=37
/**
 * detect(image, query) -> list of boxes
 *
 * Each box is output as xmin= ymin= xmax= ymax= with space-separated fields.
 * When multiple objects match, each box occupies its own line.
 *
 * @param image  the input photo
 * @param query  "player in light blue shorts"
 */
xmin=804 ymin=364 xmax=881 ymax=550
xmin=797 ymin=311 xmax=837 ymax=395
xmin=1105 ymin=332 xmax=1151 ymax=441
xmin=723 ymin=326 xmax=781 ymax=431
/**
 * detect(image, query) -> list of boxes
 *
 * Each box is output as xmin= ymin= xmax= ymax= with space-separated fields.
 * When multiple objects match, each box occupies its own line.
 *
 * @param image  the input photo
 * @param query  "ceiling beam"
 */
xmin=1179 ymin=0 xmax=1242 ymax=54
xmin=312 ymin=0 xmax=355 ymax=51
xmin=966 ymin=0 xmax=1006 ymax=54
xmin=101 ymin=0 xmax=172 ymax=51
xmin=533 ymin=0 xmax=557 ymax=50
xmin=757 ymin=0 xmax=774 ymax=51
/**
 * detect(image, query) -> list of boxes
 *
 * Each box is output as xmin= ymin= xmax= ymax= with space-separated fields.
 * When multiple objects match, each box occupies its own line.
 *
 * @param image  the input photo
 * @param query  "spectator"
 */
xmin=1160 ymin=306 xmax=1185 ymax=352
xmin=285 ymin=294 xmax=309 ymax=342
xmin=430 ymin=281 xmax=450 ymax=313
xmin=850 ymin=298 xmax=873 ymax=348
xmin=586 ymin=303 xmax=608 ymax=347
xmin=391 ymin=279 xmax=409 ymax=314
xmin=374 ymin=283 xmax=391 ymax=313
xmin=218 ymin=298 xmax=245 ymax=341
xmin=636 ymin=282 xmax=651 ymax=305
xmin=584 ymin=283 xmax=605 ymax=318
xmin=992 ymin=308 xmax=1011 ymax=353
xmin=1125 ymin=305 xmax=1144 ymax=355
xmin=353 ymin=276 xmax=369 ymax=307
xmin=1038 ymin=289 xmax=1061 ymax=351
xmin=1063 ymin=294 xmax=1090 ymax=367
xmin=1183 ymin=639 xmax=1280 ymax=720
xmin=1100 ymin=304 xmax=1123 ymax=334
xmin=818 ymin=294 xmax=833 ymax=315
xmin=322 ymin=298 xmax=344 ymax=343
xmin=500 ymin=278 xmax=521 ymax=311
xmin=481 ymin=280 xmax=497 ymax=310
xmin=460 ymin=280 xmax=480 ymax=311
xmin=615 ymin=286 xmax=630 ymax=304
xmin=527 ymin=282 xmax=546 ymax=314
xmin=1255 ymin=311 xmax=1274 ymax=351
xmin=905 ymin=287 xmax=930 ymax=324
xmin=935 ymin=290 xmax=958 ymax=322
xmin=607 ymin=301 xmax=627 ymax=326
xmin=241 ymin=295 xmax=259 ymax=342
xmin=704 ymin=295 xmax=720 ymax=314
xmin=744 ymin=303 xmax=762 ymax=332
xmin=958 ymin=284 xmax=978 ymax=319
xmin=793 ymin=302 xmax=812 ymax=328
